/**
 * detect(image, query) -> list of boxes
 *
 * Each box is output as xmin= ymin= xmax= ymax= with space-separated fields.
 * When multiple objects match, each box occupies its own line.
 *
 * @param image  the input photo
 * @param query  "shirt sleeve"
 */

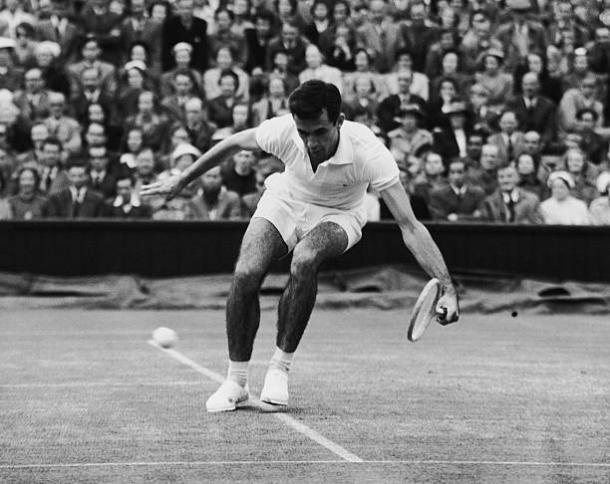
xmin=362 ymin=136 xmax=400 ymax=192
xmin=255 ymin=114 xmax=295 ymax=161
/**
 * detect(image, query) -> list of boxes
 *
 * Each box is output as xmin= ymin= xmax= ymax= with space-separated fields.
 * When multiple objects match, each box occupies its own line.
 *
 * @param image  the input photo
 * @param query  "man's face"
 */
xmin=25 ymin=70 xmax=44 ymax=93
xmin=499 ymin=112 xmax=517 ymax=134
xmin=522 ymin=75 xmax=539 ymax=97
xmin=49 ymin=98 xmax=64 ymax=117
xmin=410 ymin=3 xmax=425 ymax=24
xmin=82 ymin=69 xmax=100 ymax=90
xmin=174 ymin=74 xmax=192 ymax=96
xmin=401 ymin=113 xmax=417 ymax=131
xmin=449 ymin=113 xmax=465 ymax=130
xmin=466 ymin=135 xmax=483 ymax=160
xmin=294 ymin=109 xmax=342 ymax=165
xmin=19 ymin=169 xmax=36 ymax=194
xmin=255 ymin=17 xmax=271 ymax=36
xmin=557 ymin=1 xmax=571 ymax=21
xmin=480 ymin=146 xmax=499 ymax=170
xmin=333 ymin=2 xmax=348 ymax=23
xmin=397 ymin=72 xmax=412 ymax=94
xmin=269 ymin=78 xmax=285 ymax=97
xmin=448 ymin=162 xmax=465 ymax=187
xmin=281 ymin=24 xmax=298 ymax=44
xmin=86 ymin=124 xmax=106 ymax=147
xmin=89 ymin=149 xmax=108 ymax=171
xmin=498 ymin=167 xmax=518 ymax=192
xmin=424 ymin=154 xmax=444 ymax=176
xmin=233 ymin=149 xmax=254 ymax=172
xmin=82 ymin=41 xmax=100 ymax=62
xmin=131 ymin=0 xmax=144 ymax=15
xmin=472 ymin=13 xmax=490 ymax=36
xmin=216 ymin=11 xmax=232 ymax=31
xmin=201 ymin=166 xmax=223 ymax=192
xmin=369 ymin=0 xmax=385 ymax=22
xmin=232 ymin=105 xmax=249 ymax=127
xmin=581 ymin=78 xmax=596 ymax=97
xmin=42 ymin=143 xmax=61 ymax=166
xmin=219 ymin=75 xmax=236 ymax=97
xmin=136 ymin=150 xmax=155 ymax=175
xmin=138 ymin=92 xmax=154 ymax=113
xmin=31 ymin=125 xmax=49 ymax=146
xmin=185 ymin=104 xmax=202 ymax=125
xmin=579 ymin=112 xmax=595 ymax=130
xmin=68 ymin=166 xmax=88 ymax=188
xmin=523 ymin=133 xmax=540 ymax=154
xmin=116 ymin=178 xmax=133 ymax=200
xmin=176 ymin=0 xmax=194 ymax=18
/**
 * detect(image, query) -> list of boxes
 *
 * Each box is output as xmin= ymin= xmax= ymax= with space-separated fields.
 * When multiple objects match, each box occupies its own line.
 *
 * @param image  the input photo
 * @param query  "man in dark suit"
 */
xmin=479 ymin=164 xmax=543 ymax=223
xmin=42 ymin=159 xmax=105 ymax=218
xmin=35 ymin=0 xmax=81 ymax=62
xmin=161 ymin=0 xmax=209 ymax=72
xmin=377 ymin=70 xmax=428 ymax=133
xmin=266 ymin=20 xmax=308 ymax=76
xmin=119 ymin=0 xmax=162 ymax=69
xmin=186 ymin=166 xmax=242 ymax=220
xmin=432 ymin=101 xmax=471 ymax=167
xmin=429 ymin=159 xmax=485 ymax=221
xmin=103 ymin=172 xmax=152 ymax=219
xmin=78 ymin=0 xmax=123 ymax=65
xmin=505 ymin=72 xmax=556 ymax=148
xmin=86 ymin=145 xmax=117 ymax=199
xmin=244 ymin=10 xmax=275 ymax=74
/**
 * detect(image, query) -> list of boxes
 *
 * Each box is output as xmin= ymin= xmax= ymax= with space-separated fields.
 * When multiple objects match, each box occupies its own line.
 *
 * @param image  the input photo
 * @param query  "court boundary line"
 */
xmin=146 ymin=340 xmax=364 ymax=463
xmin=2 ymin=459 xmax=609 ymax=469
xmin=0 ymin=381 xmax=203 ymax=389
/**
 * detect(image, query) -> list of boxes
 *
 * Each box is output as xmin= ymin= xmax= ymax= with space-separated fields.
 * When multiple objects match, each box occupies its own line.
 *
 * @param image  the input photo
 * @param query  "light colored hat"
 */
xmin=485 ymin=48 xmax=505 ymax=60
xmin=124 ymin=59 xmax=147 ymax=72
xmin=0 ymin=37 xmax=16 ymax=50
xmin=443 ymin=101 xmax=468 ymax=115
xmin=36 ymin=41 xmax=61 ymax=57
xmin=596 ymin=171 xmax=610 ymax=194
xmin=506 ymin=0 xmax=530 ymax=11
xmin=547 ymin=170 xmax=575 ymax=189
xmin=173 ymin=42 xmax=193 ymax=54
xmin=172 ymin=142 xmax=201 ymax=161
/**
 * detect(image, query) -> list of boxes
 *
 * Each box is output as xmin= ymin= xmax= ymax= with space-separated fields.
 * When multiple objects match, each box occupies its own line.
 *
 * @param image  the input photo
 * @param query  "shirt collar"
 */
xmin=292 ymin=121 xmax=354 ymax=166
xmin=502 ymin=189 xmax=519 ymax=203
xmin=450 ymin=184 xmax=467 ymax=196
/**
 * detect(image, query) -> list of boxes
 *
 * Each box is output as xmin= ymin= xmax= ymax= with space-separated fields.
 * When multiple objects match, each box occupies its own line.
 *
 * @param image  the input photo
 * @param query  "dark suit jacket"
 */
xmin=161 ymin=16 xmax=209 ymax=72
xmin=186 ymin=189 xmax=242 ymax=220
xmin=376 ymin=93 xmax=428 ymax=133
xmin=428 ymin=184 xmax=485 ymax=221
xmin=42 ymin=188 xmax=105 ymax=218
xmin=355 ymin=19 xmax=406 ymax=73
xmin=207 ymin=96 xmax=235 ymax=129
xmin=244 ymin=28 xmax=271 ymax=73
xmin=35 ymin=18 xmax=81 ymax=62
xmin=88 ymin=171 xmax=117 ymax=199
xmin=505 ymin=95 xmax=556 ymax=146
xmin=432 ymin=128 xmax=471 ymax=167
xmin=78 ymin=7 xmax=123 ymax=65
xmin=479 ymin=189 xmax=543 ymax=224
xmin=266 ymin=36 xmax=308 ymax=76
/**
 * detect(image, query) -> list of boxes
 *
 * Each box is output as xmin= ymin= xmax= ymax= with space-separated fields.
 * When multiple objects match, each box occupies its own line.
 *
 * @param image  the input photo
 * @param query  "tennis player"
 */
xmin=141 ymin=80 xmax=459 ymax=412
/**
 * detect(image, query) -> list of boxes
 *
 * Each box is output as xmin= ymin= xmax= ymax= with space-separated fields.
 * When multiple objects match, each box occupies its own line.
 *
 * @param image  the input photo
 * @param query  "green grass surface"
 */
xmin=0 ymin=309 xmax=609 ymax=483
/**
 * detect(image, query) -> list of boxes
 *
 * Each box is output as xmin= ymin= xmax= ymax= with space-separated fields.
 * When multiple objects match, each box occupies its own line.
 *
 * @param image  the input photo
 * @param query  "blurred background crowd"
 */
xmin=0 ymin=0 xmax=609 ymax=224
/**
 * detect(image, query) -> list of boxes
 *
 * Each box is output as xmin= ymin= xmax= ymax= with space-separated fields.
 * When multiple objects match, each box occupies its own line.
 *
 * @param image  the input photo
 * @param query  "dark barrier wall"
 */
xmin=0 ymin=221 xmax=609 ymax=282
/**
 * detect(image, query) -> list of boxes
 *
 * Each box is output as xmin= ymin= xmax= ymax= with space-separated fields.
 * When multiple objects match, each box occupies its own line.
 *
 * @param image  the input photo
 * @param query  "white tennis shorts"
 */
xmin=252 ymin=188 xmax=367 ymax=253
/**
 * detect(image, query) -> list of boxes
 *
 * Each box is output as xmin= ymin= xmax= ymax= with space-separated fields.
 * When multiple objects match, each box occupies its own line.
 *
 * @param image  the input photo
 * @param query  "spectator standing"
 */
xmin=479 ymin=163 xmax=542 ymax=223
xmin=540 ymin=171 xmax=590 ymax=224
xmin=42 ymin=159 xmax=105 ymax=218
xmin=9 ymin=166 xmax=47 ymax=219
xmin=428 ymin=159 xmax=485 ymax=221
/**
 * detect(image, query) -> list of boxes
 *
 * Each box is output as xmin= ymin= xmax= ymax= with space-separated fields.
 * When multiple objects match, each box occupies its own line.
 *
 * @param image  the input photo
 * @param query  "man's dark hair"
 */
xmin=66 ymin=157 xmax=87 ymax=171
xmin=288 ymin=80 xmax=341 ymax=124
xmin=42 ymin=137 xmax=63 ymax=151
xmin=253 ymin=9 xmax=275 ymax=24
xmin=218 ymin=69 xmax=240 ymax=90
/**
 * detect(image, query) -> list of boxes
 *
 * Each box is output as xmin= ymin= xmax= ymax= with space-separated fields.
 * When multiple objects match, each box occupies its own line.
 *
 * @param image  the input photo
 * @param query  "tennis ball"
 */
xmin=153 ymin=327 xmax=178 ymax=349
xmin=511 ymin=311 xmax=518 ymax=318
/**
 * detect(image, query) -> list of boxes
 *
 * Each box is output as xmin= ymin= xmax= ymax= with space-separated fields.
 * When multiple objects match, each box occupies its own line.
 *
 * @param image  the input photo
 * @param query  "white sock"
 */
xmin=227 ymin=360 xmax=249 ymax=387
xmin=268 ymin=347 xmax=294 ymax=373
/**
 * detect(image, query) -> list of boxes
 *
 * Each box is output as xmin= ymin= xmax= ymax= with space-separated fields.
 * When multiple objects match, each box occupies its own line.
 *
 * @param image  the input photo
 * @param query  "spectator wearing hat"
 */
xmin=117 ymin=60 xmax=157 ymax=119
xmin=589 ymin=172 xmax=610 ymax=224
xmin=43 ymin=92 xmax=81 ymax=155
xmin=505 ymin=72 xmax=556 ymax=149
xmin=35 ymin=0 xmax=81 ymax=63
xmin=78 ymin=0 xmax=123 ymax=66
xmin=355 ymin=0 xmax=407 ymax=74
xmin=35 ymin=41 xmax=72 ymax=99
xmin=559 ymin=74 xmax=604 ymax=133
xmin=474 ymin=49 xmax=513 ymax=111
xmin=12 ymin=67 xmax=53 ymax=122
xmin=488 ymin=110 xmax=525 ymax=164
xmin=428 ymin=159 xmax=485 ymax=221
xmin=160 ymin=42 xmax=204 ymax=98
xmin=68 ymin=37 xmax=117 ymax=99
xmin=103 ymin=171 xmax=152 ymax=219
xmin=479 ymin=163 xmax=542 ymax=223
xmin=87 ymin=145 xmax=117 ymax=199
xmin=186 ymin=165 xmax=241 ymax=220
xmin=540 ymin=170 xmax=590 ymax=224
xmin=299 ymin=44 xmax=343 ymax=94
xmin=0 ymin=37 xmax=23 ymax=91
xmin=0 ymin=0 xmax=35 ymax=39
xmin=465 ymin=143 xmax=500 ymax=196
xmin=8 ymin=166 xmax=48 ymax=220
xmin=266 ymin=19 xmax=308 ymax=76
xmin=460 ymin=10 xmax=504 ymax=74
xmin=119 ymin=0 xmax=163 ymax=71
xmin=496 ymin=0 xmax=546 ymax=70
xmin=387 ymin=104 xmax=433 ymax=163
xmin=561 ymin=148 xmax=599 ymax=205
xmin=208 ymin=8 xmax=247 ymax=67
xmin=204 ymin=46 xmax=250 ymax=102
xmin=377 ymin=70 xmax=428 ymax=133
xmin=161 ymin=0 xmax=209 ymax=72
xmin=432 ymin=101 xmax=471 ymax=165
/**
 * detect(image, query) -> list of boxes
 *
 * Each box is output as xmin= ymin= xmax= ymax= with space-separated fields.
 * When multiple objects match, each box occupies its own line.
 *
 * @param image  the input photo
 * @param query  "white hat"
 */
xmin=172 ymin=142 xmax=201 ymax=162
xmin=547 ymin=170 xmax=575 ymax=189
xmin=0 ymin=37 xmax=15 ymax=50
xmin=36 ymin=41 xmax=61 ymax=58
xmin=173 ymin=42 xmax=193 ymax=54
xmin=596 ymin=171 xmax=610 ymax=194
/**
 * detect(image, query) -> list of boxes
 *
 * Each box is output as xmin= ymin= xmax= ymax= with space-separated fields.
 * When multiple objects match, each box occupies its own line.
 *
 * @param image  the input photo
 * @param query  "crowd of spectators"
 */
xmin=0 ymin=0 xmax=609 ymax=225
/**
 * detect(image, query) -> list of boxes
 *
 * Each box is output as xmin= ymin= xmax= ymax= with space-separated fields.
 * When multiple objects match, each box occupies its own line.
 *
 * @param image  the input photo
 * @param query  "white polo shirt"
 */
xmin=255 ymin=114 xmax=399 ymax=210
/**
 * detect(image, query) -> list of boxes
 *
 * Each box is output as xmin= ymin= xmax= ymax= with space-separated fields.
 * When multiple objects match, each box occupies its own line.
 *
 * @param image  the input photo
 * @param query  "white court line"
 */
xmin=147 ymin=340 xmax=363 ymax=463
xmin=1 ymin=459 xmax=609 ymax=470
xmin=0 ymin=381 xmax=202 ymax=389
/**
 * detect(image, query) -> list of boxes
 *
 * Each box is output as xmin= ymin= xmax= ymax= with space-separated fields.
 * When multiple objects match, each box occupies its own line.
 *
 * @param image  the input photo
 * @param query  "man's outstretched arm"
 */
xmin=140 ymin=128 xmax=260 ymax=200
xmin=380 ymin=181 xmax=460 ymax=324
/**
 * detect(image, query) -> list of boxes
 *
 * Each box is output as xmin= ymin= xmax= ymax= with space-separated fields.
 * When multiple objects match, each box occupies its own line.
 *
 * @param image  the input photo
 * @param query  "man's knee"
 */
xmin=233 ymin=260 xmax=266 ymax=292
xmin=290 ymin=247 xmax=318 ymax=280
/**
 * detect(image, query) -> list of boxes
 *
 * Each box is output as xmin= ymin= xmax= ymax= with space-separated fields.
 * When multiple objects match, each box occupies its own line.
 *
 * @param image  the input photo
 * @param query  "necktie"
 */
xmin=72 ymin=198 xmax=81 ymax=218
xmin=507 ymin=198 xmax=515 ymax=222
xmin=507 ymin=136 xmax=514 ymax=161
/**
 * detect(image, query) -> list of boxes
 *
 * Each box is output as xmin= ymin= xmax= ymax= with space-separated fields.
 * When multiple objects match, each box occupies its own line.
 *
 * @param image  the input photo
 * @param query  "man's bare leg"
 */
xmin=261 ymin=221 xmax=348 ymax=406
xmin=206 ymin=217 xmax=287 ymax=412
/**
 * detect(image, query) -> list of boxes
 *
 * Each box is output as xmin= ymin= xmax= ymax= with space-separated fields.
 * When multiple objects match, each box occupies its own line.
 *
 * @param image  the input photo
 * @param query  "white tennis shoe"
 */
xmin=205 ymin=380 xmax=249 ymax=413
xmin=260 ymin=368 xmax=289 ymax=406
